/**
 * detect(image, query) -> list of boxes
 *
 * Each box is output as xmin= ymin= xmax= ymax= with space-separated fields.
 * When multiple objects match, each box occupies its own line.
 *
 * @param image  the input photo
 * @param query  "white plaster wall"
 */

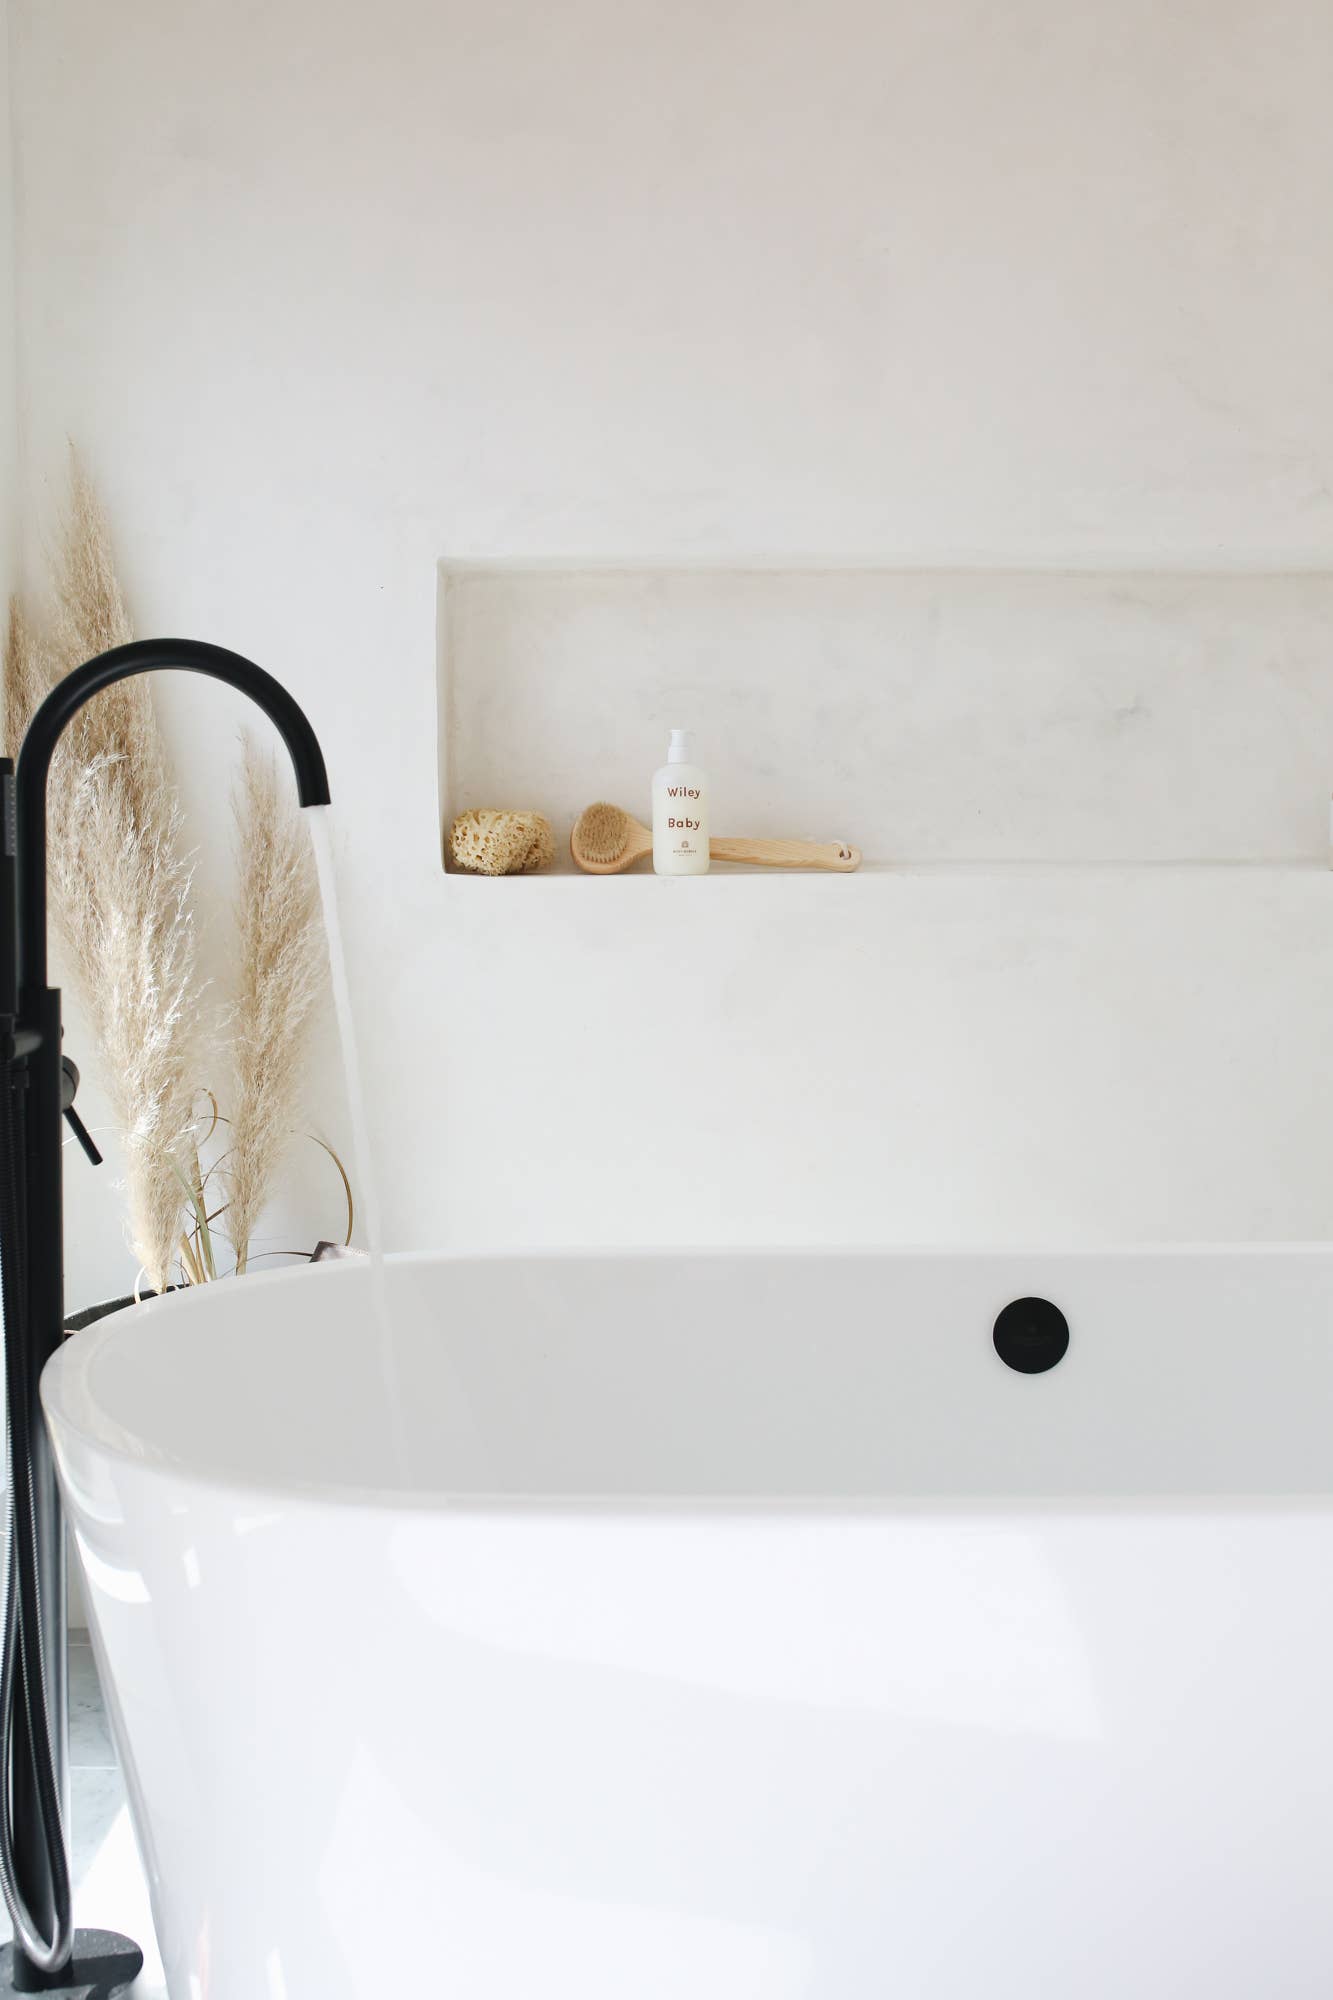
xmin=5 ymin=0 xmax=1333 ymax=1289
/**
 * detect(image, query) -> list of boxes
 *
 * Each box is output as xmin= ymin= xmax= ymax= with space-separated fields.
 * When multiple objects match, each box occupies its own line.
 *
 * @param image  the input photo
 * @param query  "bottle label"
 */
xmin=653 ymin=769 xmax=709 ymax=870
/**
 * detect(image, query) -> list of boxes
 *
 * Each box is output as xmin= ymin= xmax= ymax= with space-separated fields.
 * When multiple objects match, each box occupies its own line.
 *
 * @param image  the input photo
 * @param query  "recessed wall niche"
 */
xmin=437 ymin=563 xmax=1333 ymax=875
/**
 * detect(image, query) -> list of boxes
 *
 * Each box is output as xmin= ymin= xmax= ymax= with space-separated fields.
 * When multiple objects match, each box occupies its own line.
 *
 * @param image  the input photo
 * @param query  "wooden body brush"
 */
xmin=571 ymin=803 xmax=860 ymax=874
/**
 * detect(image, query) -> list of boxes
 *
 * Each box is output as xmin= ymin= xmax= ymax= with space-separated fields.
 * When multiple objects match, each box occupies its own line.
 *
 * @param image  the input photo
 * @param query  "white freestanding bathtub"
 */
xmin=40 ymin=1247 xmax=1333 ymax=1999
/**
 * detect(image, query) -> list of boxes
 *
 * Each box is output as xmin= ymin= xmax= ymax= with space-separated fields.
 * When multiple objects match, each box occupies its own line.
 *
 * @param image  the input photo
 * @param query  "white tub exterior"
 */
xmin=41 ymin=1248 xmax=1333 ymax=1999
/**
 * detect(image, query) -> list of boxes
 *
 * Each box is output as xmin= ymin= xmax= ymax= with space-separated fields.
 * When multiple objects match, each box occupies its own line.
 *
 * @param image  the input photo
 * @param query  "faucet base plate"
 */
xmin=0 ymin=1929 xmax=143 ymax=1996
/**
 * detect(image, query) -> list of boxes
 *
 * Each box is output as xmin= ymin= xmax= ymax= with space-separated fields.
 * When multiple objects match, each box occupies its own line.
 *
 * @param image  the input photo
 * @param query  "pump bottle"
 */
xmin=652 ymin=729 xmax=709 ymax=876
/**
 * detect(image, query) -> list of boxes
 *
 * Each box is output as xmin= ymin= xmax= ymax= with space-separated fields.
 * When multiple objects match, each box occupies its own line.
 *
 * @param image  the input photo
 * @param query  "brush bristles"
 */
xmin=573 ymin=801 xmax=633 ymax=866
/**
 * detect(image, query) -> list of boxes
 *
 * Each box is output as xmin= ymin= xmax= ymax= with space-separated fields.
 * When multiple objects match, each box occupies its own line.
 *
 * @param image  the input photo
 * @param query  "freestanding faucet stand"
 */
xmin=0 ymin=641 xmax=329 ymax=1993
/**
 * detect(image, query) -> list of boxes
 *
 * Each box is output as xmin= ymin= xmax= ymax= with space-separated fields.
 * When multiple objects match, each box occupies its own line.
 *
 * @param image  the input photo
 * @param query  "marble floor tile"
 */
xmin=69 ymin=1640 xmax=116 ymax=1769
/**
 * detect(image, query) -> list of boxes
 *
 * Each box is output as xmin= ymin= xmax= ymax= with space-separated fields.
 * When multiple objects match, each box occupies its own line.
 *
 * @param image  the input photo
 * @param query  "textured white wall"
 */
xmin=5 ymin=0 xmax=1333 ymax=1293
xmin=12 ymin=0 xmax=1333 ymax=567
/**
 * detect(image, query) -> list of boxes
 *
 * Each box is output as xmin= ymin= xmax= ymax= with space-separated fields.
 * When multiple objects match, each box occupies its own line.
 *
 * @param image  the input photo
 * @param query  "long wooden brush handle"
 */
xmin=709 ymin=837 xmax=861 ymax=871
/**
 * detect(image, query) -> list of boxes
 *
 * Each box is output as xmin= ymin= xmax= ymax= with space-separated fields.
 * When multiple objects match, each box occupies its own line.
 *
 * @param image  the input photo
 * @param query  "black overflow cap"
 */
xmin=993 ymin=1297 xmax=1069 ymax=1374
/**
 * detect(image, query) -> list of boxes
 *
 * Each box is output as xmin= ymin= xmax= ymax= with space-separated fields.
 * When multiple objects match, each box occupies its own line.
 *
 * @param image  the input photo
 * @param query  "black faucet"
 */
xmin=0 ymin=639 xmax=328 ymax=1993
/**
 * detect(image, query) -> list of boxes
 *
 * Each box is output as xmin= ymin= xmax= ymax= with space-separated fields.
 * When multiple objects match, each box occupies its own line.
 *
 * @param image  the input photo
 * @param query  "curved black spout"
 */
xmin=15 ymin=638 xmax=330 ymax=994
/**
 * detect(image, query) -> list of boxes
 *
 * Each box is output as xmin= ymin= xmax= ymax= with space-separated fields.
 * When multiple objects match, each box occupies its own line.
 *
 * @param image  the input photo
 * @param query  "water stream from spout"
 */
xmin=306 ymin=807 xmax=384 ymax=1264
xmin=305 ymin=806 xmax=406 ymax=1464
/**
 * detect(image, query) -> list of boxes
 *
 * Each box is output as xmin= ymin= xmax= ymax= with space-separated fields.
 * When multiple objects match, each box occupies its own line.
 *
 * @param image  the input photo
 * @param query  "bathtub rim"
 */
xmin=40 ymin=1239 xmax=1333 ymax=1516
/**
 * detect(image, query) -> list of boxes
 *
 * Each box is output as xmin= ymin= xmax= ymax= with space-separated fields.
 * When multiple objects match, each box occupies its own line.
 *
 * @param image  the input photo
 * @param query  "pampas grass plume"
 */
xmin=5 ymin=462 xmax=204 ymax=1289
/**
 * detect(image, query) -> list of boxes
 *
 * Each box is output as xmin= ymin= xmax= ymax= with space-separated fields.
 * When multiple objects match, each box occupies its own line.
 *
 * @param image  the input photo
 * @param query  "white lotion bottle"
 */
xmin=652 ymin=729 xmax=709 ymax=875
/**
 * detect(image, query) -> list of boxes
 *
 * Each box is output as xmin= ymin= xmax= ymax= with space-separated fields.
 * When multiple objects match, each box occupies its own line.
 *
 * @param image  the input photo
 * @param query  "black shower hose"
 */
xmin=0 ymin=1037 xmax=73 ymax=1973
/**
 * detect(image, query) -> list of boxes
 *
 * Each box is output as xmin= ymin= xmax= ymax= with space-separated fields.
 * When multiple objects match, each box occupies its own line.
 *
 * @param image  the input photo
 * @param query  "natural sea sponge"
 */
xmin=448 ymin=808 xmax=553 ymax=876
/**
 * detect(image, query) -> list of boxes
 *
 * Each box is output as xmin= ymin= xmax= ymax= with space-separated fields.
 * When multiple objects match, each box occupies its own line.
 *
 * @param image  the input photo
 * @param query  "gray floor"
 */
xmin=0 ymin=1637 xmax=165 ymax=1996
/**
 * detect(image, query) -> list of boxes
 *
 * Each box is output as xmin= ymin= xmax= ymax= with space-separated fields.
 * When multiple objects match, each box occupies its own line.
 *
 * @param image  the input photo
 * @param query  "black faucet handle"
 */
xmin=60 ymin=1056 xmax=102 ymax=1167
